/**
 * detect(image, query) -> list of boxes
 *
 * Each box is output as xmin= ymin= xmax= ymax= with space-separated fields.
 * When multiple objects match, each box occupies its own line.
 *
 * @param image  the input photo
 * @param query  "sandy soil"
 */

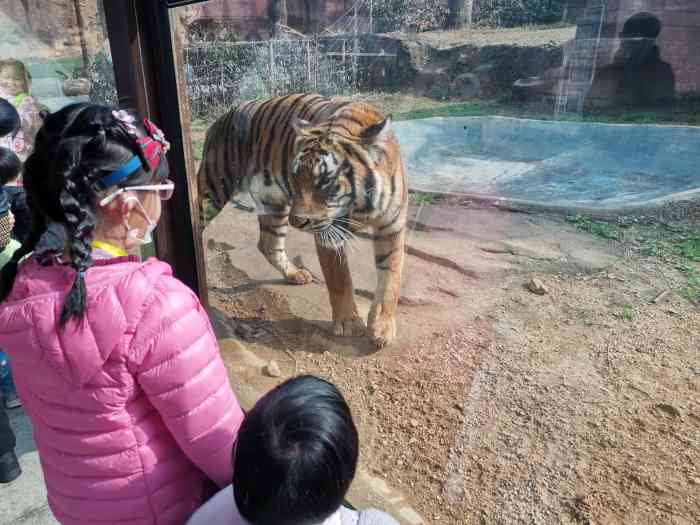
xmin=204 ymin=199 xmax=699 ymax=525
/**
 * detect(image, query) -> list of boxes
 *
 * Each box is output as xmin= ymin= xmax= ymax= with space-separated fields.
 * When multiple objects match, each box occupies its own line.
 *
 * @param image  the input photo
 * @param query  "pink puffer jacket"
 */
xmin=0 ymin=256 xmax=244 ymax=525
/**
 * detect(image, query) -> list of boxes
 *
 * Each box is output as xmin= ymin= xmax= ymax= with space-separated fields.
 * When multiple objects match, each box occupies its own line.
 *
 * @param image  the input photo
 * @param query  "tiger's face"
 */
xmin=289 ymin=116 xmax=392 ymax=245
xmin=289 ymin=137 xmax=353 ymax=233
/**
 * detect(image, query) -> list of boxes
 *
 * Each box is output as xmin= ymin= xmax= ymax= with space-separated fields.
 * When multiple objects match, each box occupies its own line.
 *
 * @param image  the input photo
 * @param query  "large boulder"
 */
xmin=372 ymin=33 xmax=565 ymax=101
xmin=62 ymin=78 xmax=91 ymax=97
xmin=0 ymin=0 xmax=106 ymax=62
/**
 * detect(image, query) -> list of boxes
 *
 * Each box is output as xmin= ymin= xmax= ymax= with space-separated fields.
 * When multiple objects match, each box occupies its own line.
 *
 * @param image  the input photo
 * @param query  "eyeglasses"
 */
xmin=99 ymin=179 xmax=175 ymax=207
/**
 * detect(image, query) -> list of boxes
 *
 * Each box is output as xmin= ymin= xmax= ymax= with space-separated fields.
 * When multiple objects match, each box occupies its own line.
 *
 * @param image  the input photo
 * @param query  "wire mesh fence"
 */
xmin=185 ymin=36 xmax=363 ymax=119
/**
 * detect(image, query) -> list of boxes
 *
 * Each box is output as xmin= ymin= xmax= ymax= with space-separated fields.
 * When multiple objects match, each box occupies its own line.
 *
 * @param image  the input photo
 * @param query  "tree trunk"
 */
xmin=446 ymin=0 xmax=473 ymax=29
xmin=302 ymin=0 xmax=321 ymax=34
xmin=72 ymin=0 xmax=90 ymax=72
xmin=19 ymin=0 xmax=31 ymax=30
xmin=268 ymin=0 xmax=288 ymax=36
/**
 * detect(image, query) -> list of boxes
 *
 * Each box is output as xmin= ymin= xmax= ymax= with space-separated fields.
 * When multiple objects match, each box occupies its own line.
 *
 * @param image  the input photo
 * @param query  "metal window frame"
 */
xmin=103 ymin=0 xmax=208 ymax=304
xmin=163 ymin=0 xmax=208 ymax=8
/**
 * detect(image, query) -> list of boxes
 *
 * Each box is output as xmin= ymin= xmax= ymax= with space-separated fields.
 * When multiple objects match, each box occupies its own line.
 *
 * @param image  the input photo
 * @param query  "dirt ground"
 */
xmin=391 ymin=24 xmax=576 ymax=50
xmin=204 ymin=200 xmax=699 ymax=525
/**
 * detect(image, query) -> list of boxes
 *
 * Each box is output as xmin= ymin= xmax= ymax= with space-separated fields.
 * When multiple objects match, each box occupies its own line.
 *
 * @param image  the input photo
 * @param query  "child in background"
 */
xmin=0 ymin=99 xmax=22 ymax=409
xmin=0 ymin=58 xmax=43 ymax=162
xmin=0 ymin=214 xmax=21 ymax=408
xmin=0 ymin=143 xmax=31 ymax=245
xmin=187 ymin=375 xmax=399 ymax=525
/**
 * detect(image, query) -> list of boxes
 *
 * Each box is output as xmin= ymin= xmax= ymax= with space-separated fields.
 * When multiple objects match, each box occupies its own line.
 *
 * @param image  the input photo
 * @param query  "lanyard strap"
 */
xmin=91 ymin=240 xmax=127 ymax=258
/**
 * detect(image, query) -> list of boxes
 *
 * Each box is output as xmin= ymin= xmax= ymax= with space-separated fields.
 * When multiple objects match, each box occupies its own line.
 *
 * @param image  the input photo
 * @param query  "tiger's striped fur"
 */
xmin=198 ymin=94 xmax=407 ymax=347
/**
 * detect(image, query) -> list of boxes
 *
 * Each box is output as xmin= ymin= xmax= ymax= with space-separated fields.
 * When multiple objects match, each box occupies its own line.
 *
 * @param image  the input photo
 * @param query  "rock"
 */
xmin=409 ymin=418 xmax=419 ymax=428
xmin=471 ymin=63 xmax=501 ymax=98
xmin=512 ymin=76 xmax=551 ymax=101
xmin=655 ymin=403 xmax=681 ymax=418
xmin=235 ymin=323 xmax=262 ymax=340
xmin=451 ymin=73 xmax=480 ymax=99
xmin=527 ymin=277 xmax=548 ymax=295
xmin=413 ymin=66 xmax=451 ymax=99
xmin=689 ymin=476 xmax=699 ymax=485
xmin=207 ymin=239 xmax=235 ymax=251
xmin=264 ymin=360 xmax=282 ymax=378
xmin=62 ymin=78 xmax=91 ymax=96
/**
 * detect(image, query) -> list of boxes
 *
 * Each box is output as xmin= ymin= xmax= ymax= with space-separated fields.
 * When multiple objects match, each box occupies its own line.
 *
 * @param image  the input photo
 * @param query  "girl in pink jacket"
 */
xmin=0 ymin=103 xmax=244 ymax=524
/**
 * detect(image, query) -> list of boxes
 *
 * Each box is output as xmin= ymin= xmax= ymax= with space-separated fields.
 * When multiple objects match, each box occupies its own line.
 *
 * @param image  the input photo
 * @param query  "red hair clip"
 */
xmin=137 ymin=119 xmax=170 ymax=172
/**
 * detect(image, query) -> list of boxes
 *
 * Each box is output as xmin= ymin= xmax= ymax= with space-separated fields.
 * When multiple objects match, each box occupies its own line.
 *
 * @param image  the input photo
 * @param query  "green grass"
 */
xmin=675 ymin=239 xmax=700 ymax=303
xmin=566 ymin=216 xmax=700 ymax=305
xmin=191 ymin=120 xmax=211 ymax=133
xmin=411 ymin=192 xmax=437 ymax=205
xmin=620 ymin=304 xmax=635 ymax=321
xmin=566 ymin=215 xmax=620 ymax=240
xmin=396 ymin=101 xmax=492 ymax=121
xmin=193 ymin=139 xmax=204 ymax=161
xmin=676 ymin=261 xmax=695 ymax=274
xmin=25 ymin=57 xmax=83 ymax=79
xmin=394 ymin=97 xmax=700 ymax=126
xmin=677 ymin=235 xmax=700 ymax=262
xmin=201 ymin=198 xmax=220 ymax=226
xmin=681 ymin=275 xmax=700 ymax=302
xmin=646 ymin=231 xmax=700 ymax=303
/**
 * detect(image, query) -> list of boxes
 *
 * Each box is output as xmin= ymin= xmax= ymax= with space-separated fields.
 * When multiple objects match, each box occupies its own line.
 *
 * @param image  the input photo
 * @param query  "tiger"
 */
xmin=198 ymin=93 xmax=408 ymax=347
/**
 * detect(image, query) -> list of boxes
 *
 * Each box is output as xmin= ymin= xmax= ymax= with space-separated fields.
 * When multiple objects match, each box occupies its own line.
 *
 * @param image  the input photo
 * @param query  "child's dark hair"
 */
xmin=0 ymin=98 xmax=20 ymax=138
xmin=0 ymin=148 xmax=21 ymax=186
xmin=233 ymin=375 xmax=359 ymax=525
xmin=0 ymin=103 xmax=163 ymax=326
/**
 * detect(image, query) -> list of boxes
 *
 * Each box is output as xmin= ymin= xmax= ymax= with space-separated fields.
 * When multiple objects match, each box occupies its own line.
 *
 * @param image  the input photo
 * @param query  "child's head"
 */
xmin=0 ymin=59 xmax=31 ymax=97
xmin=0 ymin=148 xmax=21 ymax=186
xmin=0 ymin=102 xmax=171 ymax=324
xmin=0 ymin=98 xmax=21 ymax=139
xmin=233 ymin=375 xmax=359 ymax=525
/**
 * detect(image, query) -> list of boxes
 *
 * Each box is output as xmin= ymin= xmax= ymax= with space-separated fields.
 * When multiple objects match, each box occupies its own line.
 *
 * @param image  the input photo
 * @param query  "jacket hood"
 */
xmin=0 ymin=256 xmax=171 ymax=386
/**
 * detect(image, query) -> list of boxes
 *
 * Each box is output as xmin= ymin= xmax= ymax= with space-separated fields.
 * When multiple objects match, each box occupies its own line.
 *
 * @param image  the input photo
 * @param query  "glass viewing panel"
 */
xmin=0 ymin=1 xmax=117 ymax=161
xmin=186 ymin=0 xmax=697 ymax=523
xmin=0 ymin=0 xmax=697 ymax=523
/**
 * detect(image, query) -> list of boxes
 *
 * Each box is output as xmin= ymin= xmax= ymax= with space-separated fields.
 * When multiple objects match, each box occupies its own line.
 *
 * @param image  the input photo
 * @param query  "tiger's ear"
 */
xmin=361 ymin=116 xmax=392 ymax=145
xmin=292 ymin=118 xmax=314 ymax=136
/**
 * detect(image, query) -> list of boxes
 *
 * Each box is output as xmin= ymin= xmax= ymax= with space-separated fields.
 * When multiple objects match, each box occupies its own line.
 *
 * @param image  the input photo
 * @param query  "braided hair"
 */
xmin=0 ymin=103 xmax=165 ymax=326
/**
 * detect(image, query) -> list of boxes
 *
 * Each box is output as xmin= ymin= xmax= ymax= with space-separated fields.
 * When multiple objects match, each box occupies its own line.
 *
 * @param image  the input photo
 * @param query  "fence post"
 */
xmin=220 ymin=47 xmax=225 ymax=104
xmin=269 ymin=40 xmax=275 ymax=95
xmin=307 ymin=39 xmax=312 ymax=87
xmin=352 ymin=3 xmax=359 ymax=87
xmin=342 ymin=38 xmax=346 ymax=82
xmin=314 ymin=36 xmax=319 ymax=91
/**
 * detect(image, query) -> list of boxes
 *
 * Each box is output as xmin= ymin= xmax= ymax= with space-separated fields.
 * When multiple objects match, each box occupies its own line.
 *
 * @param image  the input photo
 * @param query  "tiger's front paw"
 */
xmin=368 ymin=306 xmax=397 ymax=348
xmin=285 ymin=268 xmax=313 ymax=285
xmin=332 ymin=316 xmax=366 ymax=337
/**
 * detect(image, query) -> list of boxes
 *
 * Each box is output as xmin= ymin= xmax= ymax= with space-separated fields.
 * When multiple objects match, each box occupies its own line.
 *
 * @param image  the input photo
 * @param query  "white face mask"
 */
xmin=123 ymin=196 xmax=157 ymax=245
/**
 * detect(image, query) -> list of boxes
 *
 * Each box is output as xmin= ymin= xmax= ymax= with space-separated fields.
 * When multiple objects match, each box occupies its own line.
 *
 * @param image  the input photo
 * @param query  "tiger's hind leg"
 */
xmin=314 ymin=236 xmax=366 ymax=337
xmin=258 ymin=214 xmax=313 ymax=285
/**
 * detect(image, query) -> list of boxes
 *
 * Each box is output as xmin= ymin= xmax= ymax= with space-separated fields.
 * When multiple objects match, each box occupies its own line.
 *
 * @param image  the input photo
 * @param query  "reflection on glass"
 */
xmin=172 ymin=2 xmax=698 ymax=524
xmin=0 ymin=0 xmax=116 ymax=160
